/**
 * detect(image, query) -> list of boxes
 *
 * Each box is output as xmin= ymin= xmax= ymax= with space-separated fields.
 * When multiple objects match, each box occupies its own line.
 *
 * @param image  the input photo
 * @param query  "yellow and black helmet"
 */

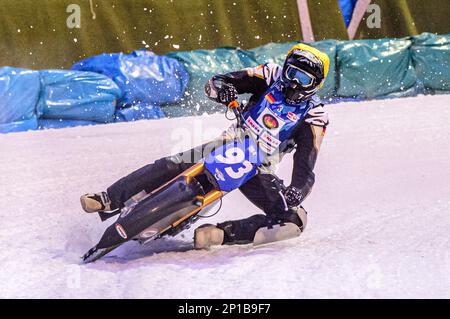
xmin=281 ymin=43 xmax=330 ymax=104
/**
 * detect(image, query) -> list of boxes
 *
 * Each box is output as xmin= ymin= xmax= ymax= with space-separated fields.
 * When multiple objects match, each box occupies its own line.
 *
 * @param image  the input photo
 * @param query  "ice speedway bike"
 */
xmin=83 ymin=95 xmax=313 ymax=263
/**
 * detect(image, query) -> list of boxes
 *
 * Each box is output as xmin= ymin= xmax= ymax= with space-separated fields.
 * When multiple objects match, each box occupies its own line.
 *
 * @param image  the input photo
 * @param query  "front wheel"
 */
xmin=82 ymin=175 xmax=205 ymax=263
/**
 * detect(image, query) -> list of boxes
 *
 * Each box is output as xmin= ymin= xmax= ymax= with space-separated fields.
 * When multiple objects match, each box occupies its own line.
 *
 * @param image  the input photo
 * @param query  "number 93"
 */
xmin=215 ymin=147 xmax=254 ymax=179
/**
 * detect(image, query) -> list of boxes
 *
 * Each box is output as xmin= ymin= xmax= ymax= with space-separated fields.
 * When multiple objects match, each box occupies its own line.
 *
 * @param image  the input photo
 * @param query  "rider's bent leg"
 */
xmin=194 ymin=173 xmax=308 ymax=248
xmin=106 ymin=157 xmax=192 ymax=210
xmin=81 ymin=137 xmax=227 ymax=214
xmin=80 ymin=157 xmax=190 ymax=214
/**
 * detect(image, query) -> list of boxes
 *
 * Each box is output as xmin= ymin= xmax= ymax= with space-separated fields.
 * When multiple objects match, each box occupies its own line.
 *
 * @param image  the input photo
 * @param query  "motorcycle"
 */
xmin=82 ymin=101 xmax=266 ymax=263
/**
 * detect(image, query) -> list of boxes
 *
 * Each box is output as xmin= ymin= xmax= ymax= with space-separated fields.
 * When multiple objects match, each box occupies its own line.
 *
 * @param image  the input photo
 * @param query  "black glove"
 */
xmin=217 ymin=83 xmax=238 ymax=105
xmin=284 ymin=185 xmax=303 ymax=208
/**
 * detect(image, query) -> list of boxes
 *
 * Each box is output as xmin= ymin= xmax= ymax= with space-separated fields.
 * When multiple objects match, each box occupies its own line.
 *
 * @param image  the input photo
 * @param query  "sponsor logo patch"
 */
xmin=258 ymin=141 xmax=276 ymax=155
xmin=245 ymin=117 xmax=263 ymax=135
xmin=115 ymin=223 xmax=128 ymax=239
xmin=256 ymin=107 xmax=285 ymax=136
xmin=287 ymin=112 xmax=299 ymax=122
xmin=263 ymin=114 xmax=279 ymax=129
xmin=140 ymin=229 xmax=158 ymax=239
xmin=261 ymin=131 xmax=281 ymax=148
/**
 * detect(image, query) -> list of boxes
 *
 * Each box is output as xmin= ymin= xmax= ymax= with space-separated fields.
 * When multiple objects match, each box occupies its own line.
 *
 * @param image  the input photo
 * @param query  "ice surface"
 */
xmin=0 ymin=95 xmax=449 ymax=298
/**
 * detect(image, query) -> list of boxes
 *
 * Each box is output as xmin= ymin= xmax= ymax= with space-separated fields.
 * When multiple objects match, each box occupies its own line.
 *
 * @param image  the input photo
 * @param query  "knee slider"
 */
xmin=253 ymin=207 xmax=308 ymax=246
xmin=293 ymin=206 xmax=308 ymax=232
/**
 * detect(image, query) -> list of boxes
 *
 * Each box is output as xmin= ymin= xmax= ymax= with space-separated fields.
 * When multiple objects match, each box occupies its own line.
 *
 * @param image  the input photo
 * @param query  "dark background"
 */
xmin=0 ymin=0 xmax=448 ymax=69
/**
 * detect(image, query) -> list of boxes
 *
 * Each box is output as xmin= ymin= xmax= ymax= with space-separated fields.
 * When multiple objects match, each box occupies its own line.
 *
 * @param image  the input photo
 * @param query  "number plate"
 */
xmin=204 ymin=138 xmax=264 ymax=192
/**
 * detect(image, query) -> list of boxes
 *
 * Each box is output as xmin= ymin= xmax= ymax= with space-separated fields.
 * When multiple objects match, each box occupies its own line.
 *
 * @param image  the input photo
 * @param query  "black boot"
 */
xmin=218 ymin=214 xmax=269 ymax=245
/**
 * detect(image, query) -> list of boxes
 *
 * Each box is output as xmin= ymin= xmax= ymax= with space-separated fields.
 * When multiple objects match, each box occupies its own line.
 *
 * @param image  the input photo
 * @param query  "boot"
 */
xmin=194 ymin=224 xmax=225 ymax=249
xmin=80 ymin=192 xmax=116 ymax=213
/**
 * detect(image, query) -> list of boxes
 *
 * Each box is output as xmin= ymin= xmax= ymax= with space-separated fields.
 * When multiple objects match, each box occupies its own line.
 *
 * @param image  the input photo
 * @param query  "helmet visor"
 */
xmin=284 ymin=65 xmax=315 ymax=88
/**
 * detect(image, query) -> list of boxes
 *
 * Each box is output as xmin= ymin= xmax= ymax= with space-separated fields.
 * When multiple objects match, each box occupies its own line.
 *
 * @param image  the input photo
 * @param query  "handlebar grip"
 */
xmin=227 ymin=100 xmax=239 ymax=109
xmin=228 ymin=100 xmax=243 ymax=126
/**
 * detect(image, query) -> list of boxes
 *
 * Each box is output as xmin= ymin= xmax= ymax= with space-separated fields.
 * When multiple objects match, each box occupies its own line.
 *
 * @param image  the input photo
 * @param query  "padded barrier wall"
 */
xmin=1 ymin=32 xmax=449 ymax=133
xmin=163 ymin=32 xmax=449 ymax=116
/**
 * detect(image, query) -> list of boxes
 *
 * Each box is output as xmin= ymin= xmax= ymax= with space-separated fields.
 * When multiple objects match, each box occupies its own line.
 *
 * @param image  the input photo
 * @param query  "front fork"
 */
xmin=156 ymin=162 xmax=223 ymax=236
xmin=124 ymin=162 xmax=223 ymax=245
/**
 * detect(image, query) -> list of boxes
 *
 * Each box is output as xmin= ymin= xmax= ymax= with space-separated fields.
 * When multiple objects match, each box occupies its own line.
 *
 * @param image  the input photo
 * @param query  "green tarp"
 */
xmin=308 ymin=40 xmax=338 ymax=99
xmin=249 ymin=41 xmax=298 ymax=65
xmin=336 ymin=38 xmax=417 ymax=98
xmin=165 ymin=48 xmax=258 ymax=116
xmin=164 ymin=33 xmax=449 ymax=116
xmin=165 ymin=39 xmax=338 ymax=116
xmin=2 ymin=29 xmax=450 ymax=127
xmin=411 ymin=33 xmax=450 ymax=93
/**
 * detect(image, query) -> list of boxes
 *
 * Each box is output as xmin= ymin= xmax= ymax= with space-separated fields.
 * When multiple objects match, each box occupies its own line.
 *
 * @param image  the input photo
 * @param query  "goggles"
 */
xmin=284 ymin=64 xmax=316 ymax=88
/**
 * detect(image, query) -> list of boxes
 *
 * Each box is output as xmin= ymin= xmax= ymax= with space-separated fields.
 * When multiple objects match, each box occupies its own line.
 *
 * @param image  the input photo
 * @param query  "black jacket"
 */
xmin=205 ymin=63 xmax=329 ymax=200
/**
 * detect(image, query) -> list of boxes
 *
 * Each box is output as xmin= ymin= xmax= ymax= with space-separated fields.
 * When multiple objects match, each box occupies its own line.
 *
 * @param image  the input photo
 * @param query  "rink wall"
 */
xmin=0 ymin=32 xmax=449 ymax=133
xmin=164 ymin=32 xmax=450 ymax=116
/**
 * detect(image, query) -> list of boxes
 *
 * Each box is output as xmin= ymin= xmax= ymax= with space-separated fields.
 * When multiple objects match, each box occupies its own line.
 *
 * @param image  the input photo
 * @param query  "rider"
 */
xmin=80 ymin=43 xmax=330 ymax=249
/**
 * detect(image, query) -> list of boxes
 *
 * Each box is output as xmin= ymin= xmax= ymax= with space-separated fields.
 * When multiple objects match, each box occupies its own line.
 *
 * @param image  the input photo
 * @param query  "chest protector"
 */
xmin=243 ymin=80 xmax=314 ymax=155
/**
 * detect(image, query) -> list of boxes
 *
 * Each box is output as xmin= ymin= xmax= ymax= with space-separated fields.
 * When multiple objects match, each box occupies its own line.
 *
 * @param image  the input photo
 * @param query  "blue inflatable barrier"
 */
xmin=37 ymin=119 xmax=97 ymax=130
xmin=37 ymin=70 xmax=121 ymax=123
xmin=0 ymin=67 xmax=40 ymax=125
xmin=0 ymin=116 xmax=38 ymax=133
xmin=72 ymin=49 xmax=189 ymax=107
xmin=115 ymin=103 xmax=165 ymax=122
xmin=2 ymin=33 xmax=449 ymax=135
